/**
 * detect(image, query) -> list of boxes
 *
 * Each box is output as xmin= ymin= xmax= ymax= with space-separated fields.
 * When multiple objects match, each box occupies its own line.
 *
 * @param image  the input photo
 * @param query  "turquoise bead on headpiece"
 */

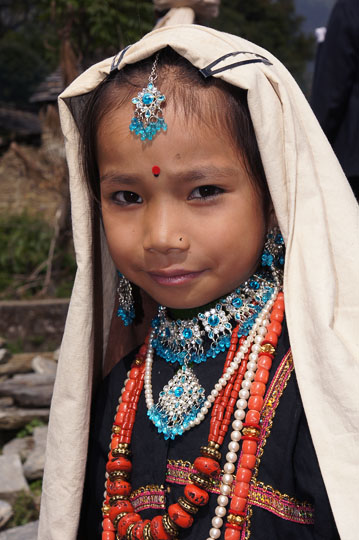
xmin=129 ymin=53 xmax=167 ymax=141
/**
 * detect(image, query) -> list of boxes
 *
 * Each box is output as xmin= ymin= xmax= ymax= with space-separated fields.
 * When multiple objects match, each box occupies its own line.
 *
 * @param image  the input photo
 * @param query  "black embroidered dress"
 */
xmin=78 ymin=321 xmax=339 ymax=539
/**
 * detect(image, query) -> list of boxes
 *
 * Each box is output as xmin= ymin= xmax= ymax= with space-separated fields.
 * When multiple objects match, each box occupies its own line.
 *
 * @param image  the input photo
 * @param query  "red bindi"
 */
xmin=152 ymin=165 xmax=160 ymax=177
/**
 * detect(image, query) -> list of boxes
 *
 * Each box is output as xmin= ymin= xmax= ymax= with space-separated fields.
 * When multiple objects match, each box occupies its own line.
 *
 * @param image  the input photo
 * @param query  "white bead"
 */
xmin=230 ymin=361 xmax=238 ymax=370
xmin=212 ymin=389 xmax=219 ymax=397
xmin=226 ymin=451 xmax=237 ymax=463
xmin=201 ymin=407 xmax=208 ymax=415
xmin=224 ymin=462 xmax=235 ymax=474
xmin=215 ymin=505 xmax=227 ymax=517
xmin=234 ymin=409 xmax=245 ymax=420
xmin=239 ymin=388 xmax=249 ymax=399
xmin=258 ymin=327 xmax=267 ymax=335
xmin=215 ymin=383 xmax=222 ymax=391
xmin=208 ymin=395 xmax=215 ymax=403
xmin=220 ymin=484 xmax=231 ymax=496
xmin=228 ymin=441 xmax=239 ymax=453
xmin=218 ymin=377 xmax=226 ymax=386
xmin=223 ymin=372 xmax=231 ymax=381
xmin=232 ymin=419 xmax=243 ymax=431
xmin=222 ymin=473 xmax=233 ymax=485
xmin=247 ymin=361 xmax=257 ymax=370
xmin=244 ymin=370 xmax=255 ymax=381
xmin=252 ymin=344 xmax=261 ymax=353
xmin=217 ymin=495 xmax=229 ymax=506
xmin=248 ymin=352 xmax=258 ymax=362
xmin=262 ymin=319 xmax=269 ymax=326
xmin=212 ymin=516 xmax=223 ymax=528
xmin=209 ymin=527 xmax=221 ymax=539
xmin=227 ymin=367 xmax=235 ymax=376
xmin=231 ymin=430 xmax=241 ymax=442
xmin=198 ymin=412 xmax=205 ymax=421
xmin=195 ymin=417 xmax=201 ymax=425
xmin=242 ymin=380 xmax=251 ymax=390
xmin=254 ymin=335 xmax=263 ymax=344
xmin=237 ymin=398 xmax=247 ymax=409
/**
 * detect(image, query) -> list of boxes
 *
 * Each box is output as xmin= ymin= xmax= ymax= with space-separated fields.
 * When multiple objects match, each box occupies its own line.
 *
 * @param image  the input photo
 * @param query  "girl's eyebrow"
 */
xmin=173 ymin=166 xmax=238 ymax=182
xmin=100 ymin=172 xmax=138 ymax=184
xmin=100 ymin=167 xmax=238 ymax=184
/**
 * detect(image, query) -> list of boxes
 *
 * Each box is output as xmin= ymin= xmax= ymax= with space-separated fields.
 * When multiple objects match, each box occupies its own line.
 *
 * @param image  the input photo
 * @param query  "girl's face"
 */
xmin=98 ymin=102 xmax=269 ymax=309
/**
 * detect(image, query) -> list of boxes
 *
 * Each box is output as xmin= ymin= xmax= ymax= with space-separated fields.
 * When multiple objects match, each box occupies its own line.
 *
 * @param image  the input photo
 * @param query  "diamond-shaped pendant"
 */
xmin=147 ymin=365 xmax=206 ymax=440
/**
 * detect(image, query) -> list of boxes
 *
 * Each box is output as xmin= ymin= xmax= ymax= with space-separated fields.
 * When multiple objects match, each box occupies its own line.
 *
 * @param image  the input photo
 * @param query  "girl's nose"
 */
xmin=142 ymin=201 xmax=189 ymax=254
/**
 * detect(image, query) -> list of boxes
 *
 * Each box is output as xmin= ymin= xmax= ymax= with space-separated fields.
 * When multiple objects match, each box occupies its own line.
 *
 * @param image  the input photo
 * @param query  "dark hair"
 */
xmin=79 ymin=47 xmax=271 ymax=215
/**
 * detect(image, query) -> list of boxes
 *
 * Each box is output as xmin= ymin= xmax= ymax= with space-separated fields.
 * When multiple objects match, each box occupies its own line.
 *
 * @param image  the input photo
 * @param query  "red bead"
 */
xmin=224 ymin=528 xmax=241 ymax=540
xmin=103 ymin=518 xmax=115 ymax=531
xmin=152 ymin=165 xmax=161 ymax=177
xmin=106 ymin=479 xmax=131 ymax=497
xmin=248 ymin=395 xmax=264 ymax=411
xmin=257 ymin=355 xmax=272 ymax=370
xmin=117 ymin=513 xmax=141 ymax=537
xmin=109 ymin=500 xmax=134 ymax=522
xmin=266 ymin=321 xmax=282 ymax=336
xmin=245 ymin=410 xmax=260 ymax=425
xmin=250 ymin=381 xmax=266 ymax=396
xmin=194 ymin=456 xmax=220 ymax=477
xmin=240 ymin=453 xmax=256 ymax=469
xmin=168 ymin=503 xmax=194 ymax=528
xmin=150 ymin=516 xmax=172 ymax=540
xmin=254 ymin=369 xmax=269 ymax=384
xmin=262 ymin=331 xmax=278 ymax=347
xmin=270 ymin=309 xmax=284 ymax=323
xmin=102 ymin=532 xmax=115 ymax=540
xmin=234 ymin=481 xmax=249 ymax=497
xmin=184 ymin=484 xmax=209 ymax=506
xmin=129 ymin=367 xmax=140 ymax=379
xmin=235 ymin=467 xmax=252 ymax=483
xmin=106 ymin=457 xmax=132 ymax=474
xmin=230 ymin=495 xmax=247 ymax=513
xmin=242 ymin=440 xmax=257 ymax=455
xmin=132 ymin=520 xmax=150 ymax=540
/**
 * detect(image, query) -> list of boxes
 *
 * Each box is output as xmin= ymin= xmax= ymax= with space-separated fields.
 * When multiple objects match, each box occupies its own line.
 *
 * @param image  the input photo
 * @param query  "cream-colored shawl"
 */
xmin=39 ymin=25 xmax=359 ymax=540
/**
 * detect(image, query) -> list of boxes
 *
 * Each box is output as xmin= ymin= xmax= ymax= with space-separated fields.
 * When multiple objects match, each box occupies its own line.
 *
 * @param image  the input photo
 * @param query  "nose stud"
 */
xmin=152 ymin=165 xmax=160 ymax=177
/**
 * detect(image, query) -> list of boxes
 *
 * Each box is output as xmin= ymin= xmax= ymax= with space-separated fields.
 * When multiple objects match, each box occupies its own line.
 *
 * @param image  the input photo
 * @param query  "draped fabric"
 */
xmin=39 ymin=24 xmax=359 ymax=540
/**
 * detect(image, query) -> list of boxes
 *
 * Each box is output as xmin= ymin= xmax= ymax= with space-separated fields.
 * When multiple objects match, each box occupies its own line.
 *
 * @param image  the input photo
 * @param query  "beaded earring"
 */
xmin=116 ymin=271 xmax=135 ymax=326
xmin=261 ymin=227 xmax=285 ymax=281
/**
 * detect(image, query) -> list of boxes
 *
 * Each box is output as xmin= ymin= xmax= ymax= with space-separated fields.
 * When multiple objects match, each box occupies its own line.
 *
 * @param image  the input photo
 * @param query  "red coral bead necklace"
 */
xmin=101 ymin=290 xmax=284 ymax=540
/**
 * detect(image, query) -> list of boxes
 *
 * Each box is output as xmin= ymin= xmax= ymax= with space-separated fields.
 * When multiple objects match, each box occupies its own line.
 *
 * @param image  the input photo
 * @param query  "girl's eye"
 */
xmin=112 ymin=191 xmax=143 ymax=205
xmin=188 ymin=185 xmax=224 ymax=200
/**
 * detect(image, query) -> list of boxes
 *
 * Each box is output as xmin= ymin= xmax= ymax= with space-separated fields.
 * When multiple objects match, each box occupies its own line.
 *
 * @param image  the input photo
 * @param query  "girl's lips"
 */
xmin=147 ymin=270 xmax=205 ymax=286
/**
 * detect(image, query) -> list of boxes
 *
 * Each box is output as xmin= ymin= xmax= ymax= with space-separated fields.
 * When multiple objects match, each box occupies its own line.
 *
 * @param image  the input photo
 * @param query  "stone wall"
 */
xmin=0 ymin=299 xmax=69 ymax=352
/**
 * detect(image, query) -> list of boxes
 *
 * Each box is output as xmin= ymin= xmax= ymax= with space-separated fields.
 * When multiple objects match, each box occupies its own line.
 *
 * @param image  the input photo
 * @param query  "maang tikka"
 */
xmin=116 ymin=271 xmax=135 ymax=326
xmin=129 ymin=53 xmax=167 ymax=141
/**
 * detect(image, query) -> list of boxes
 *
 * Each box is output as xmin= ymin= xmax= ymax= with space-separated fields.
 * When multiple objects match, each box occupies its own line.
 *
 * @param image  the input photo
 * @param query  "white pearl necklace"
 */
xmin=144 ymin=288 xmax=278 ymax=438
xmin=206 ymin=287 xmax=279 ymax=540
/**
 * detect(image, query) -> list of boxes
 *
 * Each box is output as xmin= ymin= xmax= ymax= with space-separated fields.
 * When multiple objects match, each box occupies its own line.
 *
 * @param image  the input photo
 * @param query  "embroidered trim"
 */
xmin=166 ymin=459 xmax=221 ymax=494
xmin=240 ymin=350 xmax=297 ymax=539
xmin=248 ymin=481 xmax=314 ymax=525
xmin=130 ymin=484 xmax=166 ymax=512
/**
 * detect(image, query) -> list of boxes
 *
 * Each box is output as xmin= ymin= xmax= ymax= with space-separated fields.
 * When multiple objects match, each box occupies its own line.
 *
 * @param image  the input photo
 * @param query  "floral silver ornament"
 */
xmin=129 ymin=53 xmax=167 ymax=141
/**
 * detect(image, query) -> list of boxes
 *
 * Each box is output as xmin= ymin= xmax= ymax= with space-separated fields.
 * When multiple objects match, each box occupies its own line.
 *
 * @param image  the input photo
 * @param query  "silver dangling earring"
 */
xmin=116 ymin=271 xmax=135 ymax=326
xmin=261 ymin=226 xmax=285 ymax=285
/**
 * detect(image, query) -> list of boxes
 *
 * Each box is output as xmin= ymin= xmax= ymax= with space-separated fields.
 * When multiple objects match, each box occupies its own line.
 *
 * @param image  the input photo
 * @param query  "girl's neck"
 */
xmin=167 ymin=295 xmax=224 ymax=321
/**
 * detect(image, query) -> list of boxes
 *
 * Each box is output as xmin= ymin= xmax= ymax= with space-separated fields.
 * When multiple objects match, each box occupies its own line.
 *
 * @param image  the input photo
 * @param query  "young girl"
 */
xmin=39 ymin=25 xmax=358 ymax=540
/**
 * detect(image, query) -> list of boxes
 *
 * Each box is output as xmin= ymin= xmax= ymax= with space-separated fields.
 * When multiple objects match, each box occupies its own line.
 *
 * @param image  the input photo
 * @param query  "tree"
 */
xmin=212 ymin=0 xmax=315 ymax=89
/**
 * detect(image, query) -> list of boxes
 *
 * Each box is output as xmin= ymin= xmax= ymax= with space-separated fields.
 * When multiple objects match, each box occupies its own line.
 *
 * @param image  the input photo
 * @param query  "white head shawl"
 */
xmin=39 ymin=24 xmax=359 ymax=540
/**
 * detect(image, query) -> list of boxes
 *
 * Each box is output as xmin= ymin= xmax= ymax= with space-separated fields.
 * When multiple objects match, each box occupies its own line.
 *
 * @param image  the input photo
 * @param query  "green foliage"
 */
xmin=6 ymin=490 xmax=39 ymax=528
xmin=0 ymin=213 xmax=76 ymax=299
xmin=212 ymin=0 xmax=315 ymax=87
xmin=29 ymin=478 xmax=43 ymax=496
xmin=16 ymin=419 xmax=46 ymax=439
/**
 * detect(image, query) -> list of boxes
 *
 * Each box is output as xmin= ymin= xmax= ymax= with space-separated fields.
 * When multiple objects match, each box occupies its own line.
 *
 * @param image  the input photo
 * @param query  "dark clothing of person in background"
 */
xmin=311 ymin=0 xmax=359 ymax=199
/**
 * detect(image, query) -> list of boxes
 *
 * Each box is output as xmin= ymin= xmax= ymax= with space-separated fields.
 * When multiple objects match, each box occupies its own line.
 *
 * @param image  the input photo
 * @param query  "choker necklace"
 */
xmin=151 ymin=273 xmax=276 ymax=366
xmin=147 ymin=273 xmax=277 ymax=439
xmin=101 ymin=291 xmax=285 ymax=540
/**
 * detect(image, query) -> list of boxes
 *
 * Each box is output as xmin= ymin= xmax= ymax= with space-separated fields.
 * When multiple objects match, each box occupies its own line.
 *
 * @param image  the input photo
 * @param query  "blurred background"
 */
xmin=0 ymin=0 xmax=335 ymax=536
